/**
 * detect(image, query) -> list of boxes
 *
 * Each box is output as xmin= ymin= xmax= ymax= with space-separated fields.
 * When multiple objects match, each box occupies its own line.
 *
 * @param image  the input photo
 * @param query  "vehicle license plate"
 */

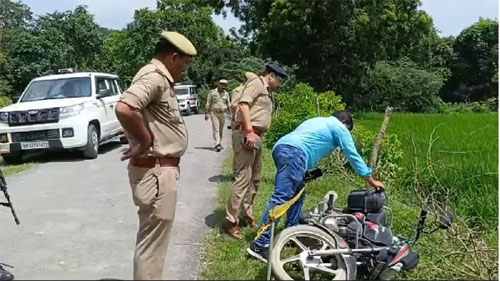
xmin=20 ymin=141 xmax=49 ymax=150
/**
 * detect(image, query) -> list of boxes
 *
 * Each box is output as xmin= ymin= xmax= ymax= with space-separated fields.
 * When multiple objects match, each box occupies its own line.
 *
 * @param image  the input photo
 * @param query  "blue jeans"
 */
xmin=254 ymin=144 xmax=306 ymax=247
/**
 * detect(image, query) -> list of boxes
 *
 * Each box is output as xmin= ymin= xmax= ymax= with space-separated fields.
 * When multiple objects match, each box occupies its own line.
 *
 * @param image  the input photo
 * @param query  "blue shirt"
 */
xmin=274 ymin=116 xmax=372 ymax=177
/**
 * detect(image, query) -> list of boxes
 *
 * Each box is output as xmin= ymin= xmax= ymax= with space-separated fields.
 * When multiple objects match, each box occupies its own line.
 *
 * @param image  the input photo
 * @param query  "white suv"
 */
xmin=174 ymin=83 xmax=199 ymax=115
xmin=0 ymin=71 xmax=124 ymax=163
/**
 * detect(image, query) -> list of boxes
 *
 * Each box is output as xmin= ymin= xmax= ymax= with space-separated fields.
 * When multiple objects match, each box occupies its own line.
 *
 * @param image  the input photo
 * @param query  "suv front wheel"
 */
xmin=82 ymin=124 xmax=99 ymax=159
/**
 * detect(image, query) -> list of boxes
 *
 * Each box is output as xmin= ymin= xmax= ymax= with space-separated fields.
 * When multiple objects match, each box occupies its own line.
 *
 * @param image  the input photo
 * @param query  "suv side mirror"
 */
xmin=439 ymin=212 xmax=454 ymax=229
xmin=97 ymin=89 xmax=111 ymax=99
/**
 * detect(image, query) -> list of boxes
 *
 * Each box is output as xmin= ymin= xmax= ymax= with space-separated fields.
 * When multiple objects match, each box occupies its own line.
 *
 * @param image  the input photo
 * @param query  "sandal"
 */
xmin=224 ymin=220 xmax=243 ymax=240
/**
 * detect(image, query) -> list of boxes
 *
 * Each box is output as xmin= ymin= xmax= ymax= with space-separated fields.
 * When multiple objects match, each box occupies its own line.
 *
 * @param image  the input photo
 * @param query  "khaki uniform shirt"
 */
xmin=231 ymin=84 xmax=244 ymax=110
xmin=206 ymin=89 xmax=231 ymax=113
xmin=120 ymin=59 xmax=187 ymax=157
xmin=230 ymin=84 xmax=245 ymax=116
xmin=235 ymin=77 xmax=272 ymax=132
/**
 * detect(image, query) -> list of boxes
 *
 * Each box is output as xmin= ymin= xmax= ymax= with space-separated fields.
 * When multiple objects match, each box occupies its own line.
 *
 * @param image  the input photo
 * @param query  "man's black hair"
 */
xmin=154 ymin=38 xmax=184 ymax=56
xmin=332 ymin=111 xmax=354 ymax=131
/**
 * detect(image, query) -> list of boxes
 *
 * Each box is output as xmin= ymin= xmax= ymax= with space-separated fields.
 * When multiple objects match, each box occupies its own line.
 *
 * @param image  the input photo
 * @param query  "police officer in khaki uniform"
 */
xmin=229 ymin=72 xmax=258 ymax=173
xmin=230 ymin=72 xmax=258 ymax=124
xmin=224 ymin=63 xmax=287 ymax=239
xmin=205 ymin=79 xmax=231 ymax=152
xmin=115 ymin=31 xmax=196 ymax=280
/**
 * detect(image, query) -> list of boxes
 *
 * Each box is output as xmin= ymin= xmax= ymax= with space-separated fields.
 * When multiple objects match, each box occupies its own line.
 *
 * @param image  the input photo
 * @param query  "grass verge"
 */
xmin=199 ymin=145 xmax=496 ymax=280
xmin=2 ymin=162 xmax=36 ymax=177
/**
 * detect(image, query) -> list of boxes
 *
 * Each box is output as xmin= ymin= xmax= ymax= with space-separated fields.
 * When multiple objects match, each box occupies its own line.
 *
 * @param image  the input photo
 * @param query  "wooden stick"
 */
xmin=369 ymin=106 xmax=393 ymax=172
xmin=316 ymin=96 xmax=320 ymax=116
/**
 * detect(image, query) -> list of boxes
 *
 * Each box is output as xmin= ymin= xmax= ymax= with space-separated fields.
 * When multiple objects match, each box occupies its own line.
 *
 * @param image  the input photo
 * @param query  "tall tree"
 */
xmin=2 ymin=5 xmax=106 ymax=95
xmin=443 ymin=18 xmax=498 ymax=102
xmin=104 ymin=0 xmax=247 ymax=86
xmin=214 ymin=0 xmax=440 ymax=106
xmin=0 ymin=0 xmax=32 ymax=29
xmin=0 ymin=0 xmax=34 ymax=95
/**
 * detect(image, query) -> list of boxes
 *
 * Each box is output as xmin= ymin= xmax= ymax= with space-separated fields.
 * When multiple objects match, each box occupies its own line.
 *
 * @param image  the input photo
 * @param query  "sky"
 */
xmin=20 ymin=0 xmax=499 ymax=37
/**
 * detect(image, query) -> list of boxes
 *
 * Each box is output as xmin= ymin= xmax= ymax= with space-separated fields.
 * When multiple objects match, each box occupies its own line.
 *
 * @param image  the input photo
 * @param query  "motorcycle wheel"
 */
xmin=271 ymin=225 xmax=353 ymax=280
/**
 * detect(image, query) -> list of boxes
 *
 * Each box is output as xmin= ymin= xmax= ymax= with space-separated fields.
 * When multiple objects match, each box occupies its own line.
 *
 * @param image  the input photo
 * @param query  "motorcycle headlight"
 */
xmin=0 ymin=112 xmax=9 ymax=124
xmin=60 ymin=103 xmax=84 ymax=119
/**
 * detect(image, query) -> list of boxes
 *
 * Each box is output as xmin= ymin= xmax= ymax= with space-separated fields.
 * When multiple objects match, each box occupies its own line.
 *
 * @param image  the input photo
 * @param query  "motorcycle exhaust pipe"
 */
xmin=310 ymin=246 xmax=389 ymax=256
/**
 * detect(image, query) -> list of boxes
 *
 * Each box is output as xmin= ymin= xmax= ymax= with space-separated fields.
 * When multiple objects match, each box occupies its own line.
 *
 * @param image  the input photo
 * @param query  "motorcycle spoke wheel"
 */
xmin=271 ymin=225 xmax=348 ymax=280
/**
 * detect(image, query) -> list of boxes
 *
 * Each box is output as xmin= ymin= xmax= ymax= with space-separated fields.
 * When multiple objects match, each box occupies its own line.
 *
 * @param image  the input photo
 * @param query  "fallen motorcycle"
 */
xmin=269 ymin=188 xmax=453 ymax=280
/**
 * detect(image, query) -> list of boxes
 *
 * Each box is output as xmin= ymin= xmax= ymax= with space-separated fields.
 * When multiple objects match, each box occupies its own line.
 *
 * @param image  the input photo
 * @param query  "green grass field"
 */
xmin=199 ymin=112 xmax=498 ymax=280
xmin=356 ymin=112 xmax=498 ymax=229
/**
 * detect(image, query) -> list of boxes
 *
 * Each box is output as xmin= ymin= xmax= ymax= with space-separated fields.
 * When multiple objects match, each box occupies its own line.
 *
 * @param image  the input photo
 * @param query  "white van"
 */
xmin=174 ymin=83 xmax=199 ymax=115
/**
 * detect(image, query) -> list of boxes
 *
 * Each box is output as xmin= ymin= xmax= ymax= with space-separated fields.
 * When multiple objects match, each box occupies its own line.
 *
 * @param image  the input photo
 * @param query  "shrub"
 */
xmin=265 ymin=83 xmax=345 ymax=147
xmin=359 ymin=58 xmax=448 ymax=112
xmin=318 ymin=125 xmax=404 ymax=183
xmin=438 ymin=98 xmax=497 ymax=113
xmin=0 ymin=96 xmax=13 ymax=108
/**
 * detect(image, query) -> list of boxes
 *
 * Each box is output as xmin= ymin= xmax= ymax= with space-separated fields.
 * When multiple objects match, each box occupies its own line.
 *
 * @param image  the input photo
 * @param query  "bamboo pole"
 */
xmin=369 ymin=106 xmax=393 ymax=172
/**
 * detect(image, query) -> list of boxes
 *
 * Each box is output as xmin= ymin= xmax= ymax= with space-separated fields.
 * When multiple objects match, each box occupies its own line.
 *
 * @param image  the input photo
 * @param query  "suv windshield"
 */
xmin=174 ymin=88 xmax=189 ymax=96
xmin=21 ymin=77 xmax=91 ymax=102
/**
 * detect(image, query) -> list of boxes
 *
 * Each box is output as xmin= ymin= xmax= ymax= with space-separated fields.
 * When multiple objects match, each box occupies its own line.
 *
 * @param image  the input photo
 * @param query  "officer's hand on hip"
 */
xmin=121 ymin=141 xmax=150 ymax=161
xmin=204 ymin=113 xmax=209 ymax=121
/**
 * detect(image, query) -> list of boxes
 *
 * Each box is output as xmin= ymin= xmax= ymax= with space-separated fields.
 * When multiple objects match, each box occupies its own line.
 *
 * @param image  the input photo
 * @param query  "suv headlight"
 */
xmin=0 ymin=112 xmax=8 ymax=124
xmin=60 ymin=103 xmax=84 ymax=119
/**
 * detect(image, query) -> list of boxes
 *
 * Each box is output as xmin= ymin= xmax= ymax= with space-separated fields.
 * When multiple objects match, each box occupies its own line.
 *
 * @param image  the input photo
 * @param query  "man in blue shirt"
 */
xmin=247 ymin=111 xmax=384 ymax=262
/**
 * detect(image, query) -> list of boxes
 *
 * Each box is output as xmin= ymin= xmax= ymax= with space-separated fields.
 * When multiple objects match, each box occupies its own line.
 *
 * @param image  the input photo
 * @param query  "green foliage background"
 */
xmin=0 ymin=0 xmax=497 ymax=113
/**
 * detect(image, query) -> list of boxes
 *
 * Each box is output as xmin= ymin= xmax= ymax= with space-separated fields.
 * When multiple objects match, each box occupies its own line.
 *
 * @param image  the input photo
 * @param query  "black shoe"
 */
xmin=215 ymin=145 xmax=221 ymax=152
xmin=0 ymin=264 xmax=14 ymax=281
xmin=227 ymin=125 xmax=232 ymax=129
xmin=247 ymin=242 xmax=269 ymax=263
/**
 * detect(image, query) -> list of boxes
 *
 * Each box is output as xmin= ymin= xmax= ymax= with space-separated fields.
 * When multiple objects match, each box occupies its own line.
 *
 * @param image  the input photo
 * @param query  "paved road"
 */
xmin=0 ymin=114 xmax=230 ymax=280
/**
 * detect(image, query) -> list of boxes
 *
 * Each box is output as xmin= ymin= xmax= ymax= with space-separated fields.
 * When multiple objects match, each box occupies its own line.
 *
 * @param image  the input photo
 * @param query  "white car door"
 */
xmin=107 ymin=78 xmax=123 ymax=135
xmin=95 ymin=77 xmax=116 ymax=137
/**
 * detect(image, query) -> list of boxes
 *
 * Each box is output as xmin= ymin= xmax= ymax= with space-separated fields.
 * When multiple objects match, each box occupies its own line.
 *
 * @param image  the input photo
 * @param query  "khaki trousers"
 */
xmin=128 ymin=165 xmax=180 ymax=280
xmin=232 ymin=130 xmax=237 ymax=175
xmin=226 ymin=130 xmax=262 ymax=223
xmin=210 ymin=112 xmax=226 ymax=146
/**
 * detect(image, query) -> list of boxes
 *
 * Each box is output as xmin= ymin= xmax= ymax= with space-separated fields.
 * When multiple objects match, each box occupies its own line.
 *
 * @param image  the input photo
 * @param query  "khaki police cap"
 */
xmin=244 ymin=72 xmax=258 ymax=80
xmin=219 ymin=79 xmax=228 ymax=84
xmin=161 ymin=31 xmax=197 ymax=56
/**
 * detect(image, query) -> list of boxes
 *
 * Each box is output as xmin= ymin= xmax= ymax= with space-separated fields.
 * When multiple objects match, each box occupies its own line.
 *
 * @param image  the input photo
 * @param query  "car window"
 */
xmin=113 ymin=79 xmax=122 ymax=93
xmin=21 ymin=77 xmax=92 ymax=102
xmin=190 ymin=87 xmax=198 ymax=96
xmin=96 ymin=77 xmax=108 ymax=93
xmin=106 ymin=78 xmax=119 ymax=95
xmin=174 ymin=88 xmax=189 ymax=96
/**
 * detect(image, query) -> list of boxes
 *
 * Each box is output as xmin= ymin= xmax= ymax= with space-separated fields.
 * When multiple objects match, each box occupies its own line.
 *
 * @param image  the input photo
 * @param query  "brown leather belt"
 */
xmin=233 ymin=125 xmax=263 ymax=136
xmin=130 ymin=157 xmax=180 ymax=168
